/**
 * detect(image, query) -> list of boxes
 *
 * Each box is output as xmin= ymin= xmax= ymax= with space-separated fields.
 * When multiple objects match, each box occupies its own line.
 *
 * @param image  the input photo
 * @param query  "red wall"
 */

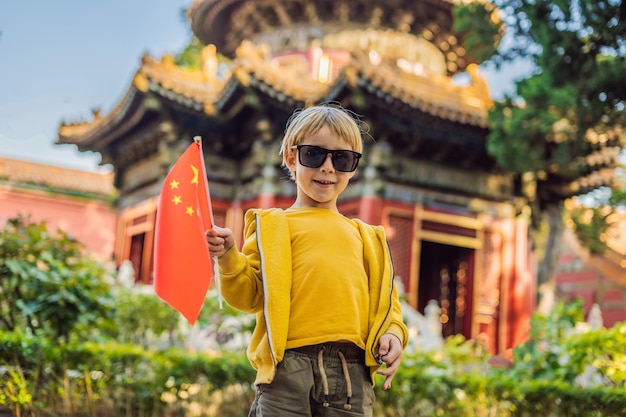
xmin=0 ymin=188 xmax=117 ymax=261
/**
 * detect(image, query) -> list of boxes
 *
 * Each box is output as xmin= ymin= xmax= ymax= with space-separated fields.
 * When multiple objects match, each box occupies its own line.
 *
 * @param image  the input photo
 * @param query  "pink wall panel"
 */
xmin=0 ymin=188 xmax=116 ymax=261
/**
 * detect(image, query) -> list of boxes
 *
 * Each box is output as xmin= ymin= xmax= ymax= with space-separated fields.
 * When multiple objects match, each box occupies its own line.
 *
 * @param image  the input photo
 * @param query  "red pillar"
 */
xmin=359 ymin=195 xmax=383 ymax=225
xmin=504 ymin=218 xmax=534 ymax=352
xmin=258 ymin=193 xmax=276 ymax=210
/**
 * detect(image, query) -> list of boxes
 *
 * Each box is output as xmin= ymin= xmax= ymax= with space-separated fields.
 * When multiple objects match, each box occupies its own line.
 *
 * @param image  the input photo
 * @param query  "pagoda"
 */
xmin=57 ymin=0 xmax=535 ymax=353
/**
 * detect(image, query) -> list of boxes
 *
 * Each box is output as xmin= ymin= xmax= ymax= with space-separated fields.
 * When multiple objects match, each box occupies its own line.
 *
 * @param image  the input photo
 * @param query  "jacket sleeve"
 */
xmin=217 ymin=212 xmax=264 ymax=313
xmin=387 ymin=281 xmax=409 ymax=349
xmin=376 ymin=223 xmax=409 ymax=349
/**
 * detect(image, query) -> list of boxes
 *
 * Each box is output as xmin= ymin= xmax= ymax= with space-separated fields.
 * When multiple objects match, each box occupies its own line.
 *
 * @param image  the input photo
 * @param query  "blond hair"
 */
xmin=279 ymin=104 xmax=365 ymax=158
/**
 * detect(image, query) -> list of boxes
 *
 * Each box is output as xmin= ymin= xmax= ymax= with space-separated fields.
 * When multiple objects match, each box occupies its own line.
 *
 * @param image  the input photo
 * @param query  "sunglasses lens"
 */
xmin=300 ymin=146 xmax=327 ymax=168
xmin=297 ymin=145 xmax=360 ymax=172
xmin=332 ymin=150 xmax=356 ymax=172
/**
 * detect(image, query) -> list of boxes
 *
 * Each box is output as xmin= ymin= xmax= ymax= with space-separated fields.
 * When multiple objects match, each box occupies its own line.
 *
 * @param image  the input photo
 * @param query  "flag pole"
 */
xmin=194 ymin=135 xmax=223 ymax=309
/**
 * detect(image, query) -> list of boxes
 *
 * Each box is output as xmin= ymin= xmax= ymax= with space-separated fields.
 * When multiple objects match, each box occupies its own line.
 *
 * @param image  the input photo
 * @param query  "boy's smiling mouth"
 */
xmin=314 ymin=179 xmax=335 ymax=185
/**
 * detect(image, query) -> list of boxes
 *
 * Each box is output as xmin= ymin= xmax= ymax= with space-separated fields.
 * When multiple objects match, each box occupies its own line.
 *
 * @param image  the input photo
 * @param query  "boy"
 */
xmin=206 ymin=103 xmax=408 ymax=416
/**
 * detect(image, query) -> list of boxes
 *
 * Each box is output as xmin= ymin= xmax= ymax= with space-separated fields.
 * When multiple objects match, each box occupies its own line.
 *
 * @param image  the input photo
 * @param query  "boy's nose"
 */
xmin=320 ymin=153 xmax=335 ymax=171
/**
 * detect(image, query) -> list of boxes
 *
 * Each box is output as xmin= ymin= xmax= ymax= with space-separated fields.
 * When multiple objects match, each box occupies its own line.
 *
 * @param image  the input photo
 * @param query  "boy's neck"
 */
xmin=289 ymin=201 xmax=339 ymax=212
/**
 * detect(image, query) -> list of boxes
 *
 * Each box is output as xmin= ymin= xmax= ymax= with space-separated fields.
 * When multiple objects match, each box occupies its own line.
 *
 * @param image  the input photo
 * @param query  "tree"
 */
xmin=454 ymin=0 xmax=626 ymax=313
xmin=0 ymin=215 xmax=114 ymax=342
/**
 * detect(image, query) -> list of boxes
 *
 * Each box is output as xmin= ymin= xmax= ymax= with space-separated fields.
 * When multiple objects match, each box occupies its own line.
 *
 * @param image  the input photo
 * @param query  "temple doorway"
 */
xmin=417 ymin=241 xmax=475 ymax=339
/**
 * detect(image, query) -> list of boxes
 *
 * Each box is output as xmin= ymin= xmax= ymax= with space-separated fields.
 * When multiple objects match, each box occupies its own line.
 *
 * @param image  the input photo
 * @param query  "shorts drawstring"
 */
xmin=337 ymin=350 xmax=352 ymax=410
xmin=317 ymin=347 xmax=353 ymax=410
xmin=317 ymin=348 xmax=330 ymax=407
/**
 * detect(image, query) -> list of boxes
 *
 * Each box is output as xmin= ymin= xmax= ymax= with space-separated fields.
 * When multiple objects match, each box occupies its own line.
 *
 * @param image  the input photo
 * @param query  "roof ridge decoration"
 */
xmin=59 ymin=81 xmax=138 ymax=140
xmin=351 ymin=56 xmax=491 ymax=127
xmin=231 ymin=40 xmax=329 ymax=102
xmin=58 ymin=47 xmax=230 ymax=140
xmin=134 ymin=51 xmax=226 ymax=103
xmin=230 ymin=39 xmax=492 ymax=124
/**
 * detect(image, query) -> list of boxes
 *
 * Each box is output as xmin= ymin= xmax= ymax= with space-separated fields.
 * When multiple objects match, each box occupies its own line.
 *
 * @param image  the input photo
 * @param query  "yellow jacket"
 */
xmin=218 ymin=208 xmax=409 ymax=386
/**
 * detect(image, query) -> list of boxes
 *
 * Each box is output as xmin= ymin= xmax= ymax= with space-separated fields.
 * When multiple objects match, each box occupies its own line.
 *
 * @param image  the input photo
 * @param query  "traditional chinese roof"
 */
xmin=57 ymin=54 xmax=224 ymax=151
xmin=0 ymin=156 xmax=115 ymax=199
xmin=57 ymin=42 xmax=492 ymax=158
xmin=189 ymin=0 xmax=483 ymax=74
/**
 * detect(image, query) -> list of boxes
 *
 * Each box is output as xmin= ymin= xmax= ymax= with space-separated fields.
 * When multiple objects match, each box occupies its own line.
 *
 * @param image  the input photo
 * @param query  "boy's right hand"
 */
xmin=205 ymin=226 xmax=235 ymax=258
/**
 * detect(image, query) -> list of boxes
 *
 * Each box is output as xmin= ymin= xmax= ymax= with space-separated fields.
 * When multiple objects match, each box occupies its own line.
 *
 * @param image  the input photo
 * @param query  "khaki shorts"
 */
xmin=248 ymin=342 xmax=375 ymax=417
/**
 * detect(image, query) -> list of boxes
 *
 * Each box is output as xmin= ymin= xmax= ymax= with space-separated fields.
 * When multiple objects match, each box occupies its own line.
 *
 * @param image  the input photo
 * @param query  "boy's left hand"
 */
xmin=375 ymin=333 xmax=403 ymax=390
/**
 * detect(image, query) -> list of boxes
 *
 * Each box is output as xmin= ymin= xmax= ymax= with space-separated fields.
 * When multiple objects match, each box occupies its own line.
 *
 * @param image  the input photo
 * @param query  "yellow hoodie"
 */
xmin=218 ymin=208 xmax=408 ymax=386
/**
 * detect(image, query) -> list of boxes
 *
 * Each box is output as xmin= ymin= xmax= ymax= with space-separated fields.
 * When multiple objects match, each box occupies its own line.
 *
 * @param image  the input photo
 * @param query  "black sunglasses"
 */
xmin=292 ymin=145 xmax=362 ymax=172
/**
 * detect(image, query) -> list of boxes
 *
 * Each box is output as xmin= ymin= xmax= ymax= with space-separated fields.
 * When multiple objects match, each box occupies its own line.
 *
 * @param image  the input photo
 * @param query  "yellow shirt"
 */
xmin=285 ymin=208 xmax=368 ymax=349
xmin=218 ymin=208 xmax=409 ymax=386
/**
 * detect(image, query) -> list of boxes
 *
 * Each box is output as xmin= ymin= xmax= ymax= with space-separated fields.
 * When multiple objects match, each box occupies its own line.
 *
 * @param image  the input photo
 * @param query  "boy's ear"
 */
xmin=284 ymin=149 xmax=297 ymax=171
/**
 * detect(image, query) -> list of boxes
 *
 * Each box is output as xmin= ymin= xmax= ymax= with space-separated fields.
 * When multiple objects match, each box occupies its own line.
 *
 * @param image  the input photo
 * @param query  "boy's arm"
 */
xmin=209 ymin=224 xmax=264 ymax=313
xmin=376 ymin=273 xmax=410 ymax=390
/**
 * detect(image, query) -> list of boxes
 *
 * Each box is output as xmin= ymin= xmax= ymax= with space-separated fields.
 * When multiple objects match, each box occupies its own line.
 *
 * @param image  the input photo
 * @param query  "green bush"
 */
xmin=109 ymin=289 xmax=181 ymax=346
xmin=3 ymin=313 xmax=625 ymax=416
xmin=375 ymin=335 xmax=508 ymax=417
xmin=374 ymin=301 xmax=626 ymax=417
xmin=0 ymin=215 xmax=114 ymax=342
xmin=0 ymin=330 xmax=254 ymax=416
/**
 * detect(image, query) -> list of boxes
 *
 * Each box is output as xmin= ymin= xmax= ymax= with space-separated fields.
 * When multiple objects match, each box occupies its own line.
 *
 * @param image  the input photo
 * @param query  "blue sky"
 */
xmin=0 ymin=1 xmax=532 ymax=172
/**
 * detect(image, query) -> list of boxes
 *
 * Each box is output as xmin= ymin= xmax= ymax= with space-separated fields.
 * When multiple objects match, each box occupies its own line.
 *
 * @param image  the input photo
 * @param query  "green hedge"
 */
xmin=376 ymin=362 xmax=626 ymax=417
xmin=2 ymin=328 xmax=625 ymax=417
xmin=0 ymin=329 xmax=254 ymax=417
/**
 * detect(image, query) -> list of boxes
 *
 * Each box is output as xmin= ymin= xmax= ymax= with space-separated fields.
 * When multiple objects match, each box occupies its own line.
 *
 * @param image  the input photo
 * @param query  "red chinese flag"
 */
xmin=153 ymin=140 xmax=213 ymax=325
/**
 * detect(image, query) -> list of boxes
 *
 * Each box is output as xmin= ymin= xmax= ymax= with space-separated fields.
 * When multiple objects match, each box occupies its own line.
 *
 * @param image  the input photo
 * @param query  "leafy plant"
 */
xmin=0 ymin=214 xmax=114 ymax=342
xmin=111 ymin=289 xmax=181 ymax=346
